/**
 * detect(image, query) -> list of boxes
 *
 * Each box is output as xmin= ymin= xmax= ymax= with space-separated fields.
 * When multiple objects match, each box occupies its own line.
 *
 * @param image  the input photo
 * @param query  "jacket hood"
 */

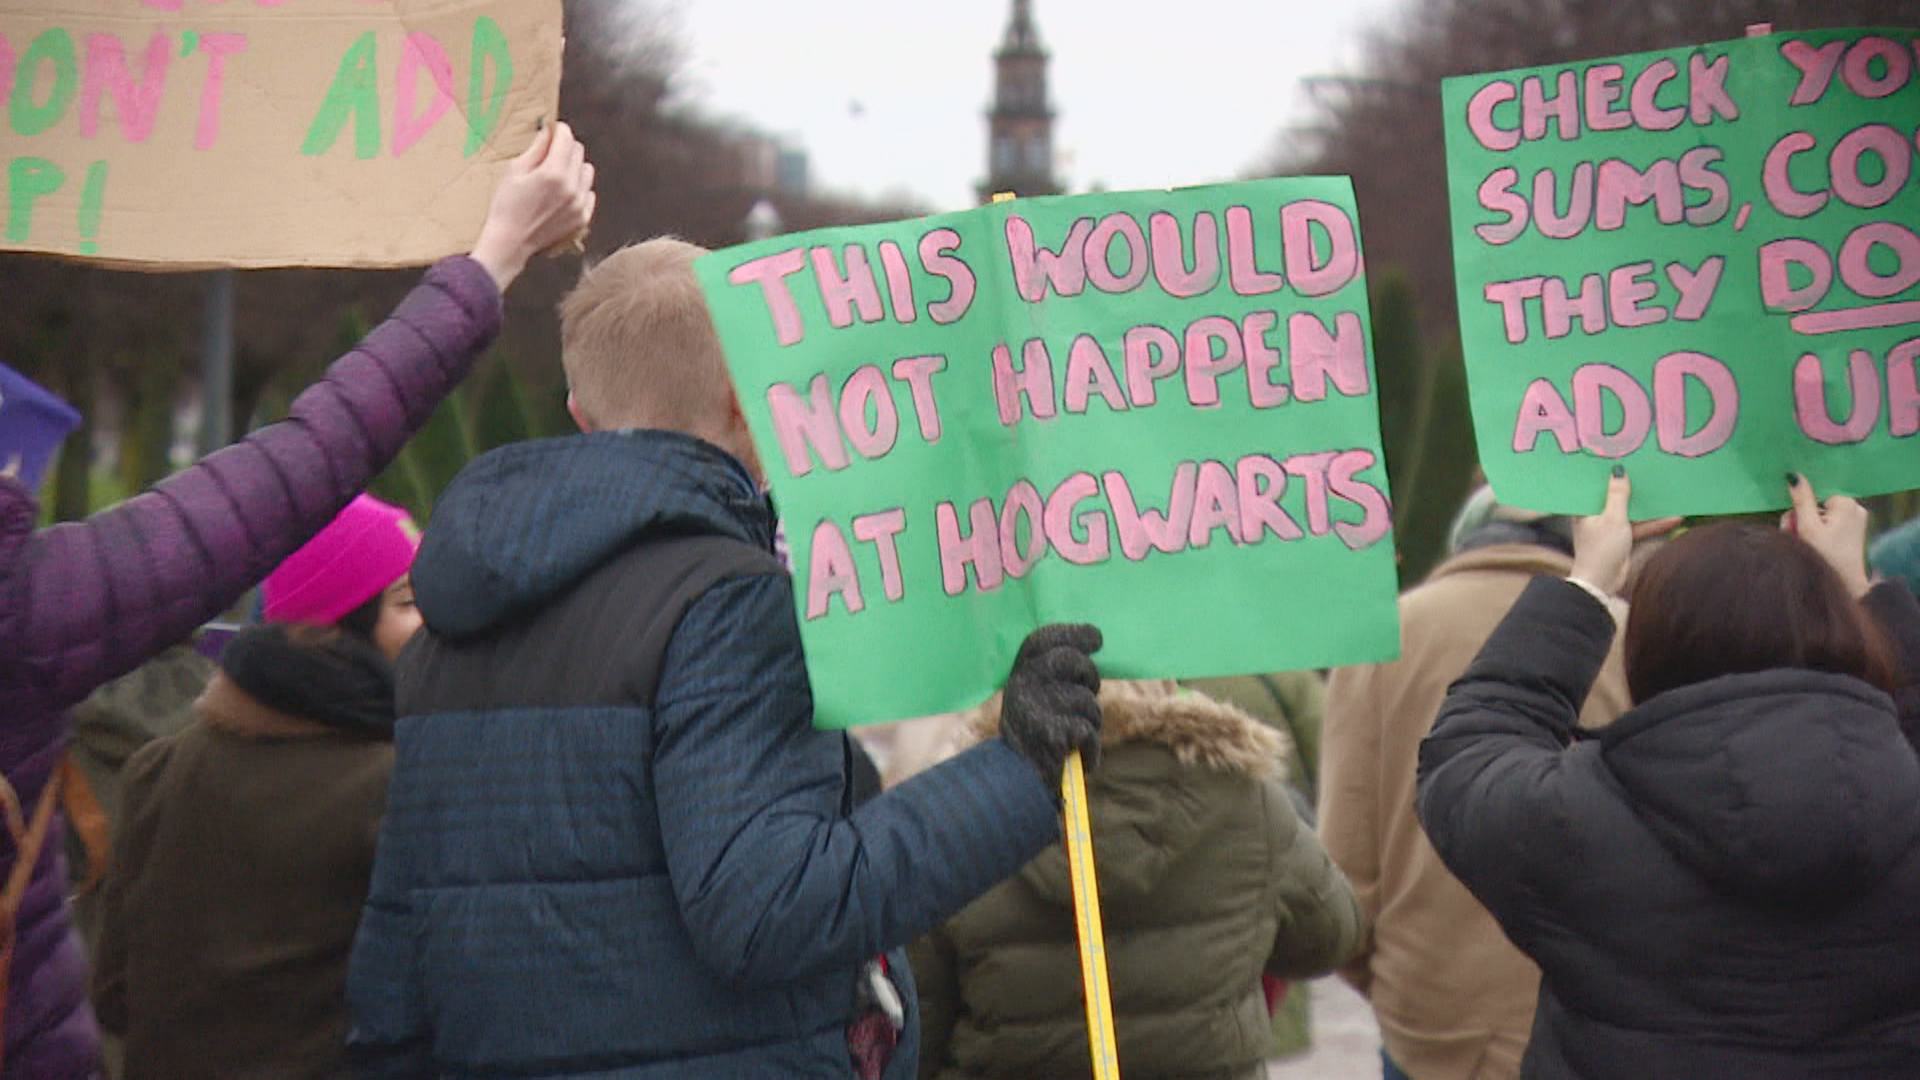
xmin=968 ymin=681 xmax=1287 ymax=906
xmin=412 ymin=431 xmax=771 ymax=639
xmin=1601 ymin=669 xmax=1920 ymax=908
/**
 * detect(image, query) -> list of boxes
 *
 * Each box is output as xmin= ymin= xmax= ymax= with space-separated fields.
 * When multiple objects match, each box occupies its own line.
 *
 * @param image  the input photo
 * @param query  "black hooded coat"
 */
xmin=1417 ymin=576 xmax=1920 ymax=1079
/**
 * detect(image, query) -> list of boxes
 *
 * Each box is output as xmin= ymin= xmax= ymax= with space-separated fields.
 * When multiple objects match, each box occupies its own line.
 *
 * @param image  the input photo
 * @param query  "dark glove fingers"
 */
xmin=1014 ymin=623 xmax=1104 ymax=668
xmin=1034 ymin=646 xmax=1101 ymax=692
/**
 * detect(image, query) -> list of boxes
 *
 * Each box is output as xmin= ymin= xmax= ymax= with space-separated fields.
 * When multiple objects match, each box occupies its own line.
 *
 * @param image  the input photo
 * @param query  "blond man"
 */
xmin=348 ymin=240 xmax=1103 ymax=1079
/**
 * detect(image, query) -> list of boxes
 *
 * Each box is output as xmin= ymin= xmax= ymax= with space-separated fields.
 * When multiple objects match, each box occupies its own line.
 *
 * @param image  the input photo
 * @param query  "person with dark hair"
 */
xmin=1320 ymin=486 xmax=1632 ymax=1080
xmin=1418 ymin=472 xmax=1920 ymax=1077
xmin=93 ymin=495 xmax=421 ymax=1080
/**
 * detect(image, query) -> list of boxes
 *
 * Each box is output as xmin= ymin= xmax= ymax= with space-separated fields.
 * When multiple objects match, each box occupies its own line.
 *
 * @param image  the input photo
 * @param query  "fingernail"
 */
xmin=1611 ymin=465 xmax=1625 ymax=478
xmin=1787 ymin=472 xmax=1800 ymax=487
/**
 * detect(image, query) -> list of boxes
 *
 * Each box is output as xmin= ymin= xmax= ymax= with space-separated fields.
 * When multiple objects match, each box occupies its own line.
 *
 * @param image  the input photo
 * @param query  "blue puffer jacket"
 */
xmin=346 ymin=431 xmax=1061 ymax=1078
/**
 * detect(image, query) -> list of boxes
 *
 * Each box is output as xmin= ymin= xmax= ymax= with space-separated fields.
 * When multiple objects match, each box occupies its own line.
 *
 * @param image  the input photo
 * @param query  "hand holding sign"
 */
xmin=469 ymin=121 xmax=596 ymax=292
xmin=999 ymin=624 xmax=1105 ymax=785
xmin=1786 ymin=474 xmax=1874 ymax=599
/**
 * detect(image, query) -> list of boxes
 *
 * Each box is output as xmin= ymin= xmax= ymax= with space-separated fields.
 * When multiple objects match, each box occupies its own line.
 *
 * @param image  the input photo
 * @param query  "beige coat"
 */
xmin=1319 ymin=545 xmax=1630 ymax=1080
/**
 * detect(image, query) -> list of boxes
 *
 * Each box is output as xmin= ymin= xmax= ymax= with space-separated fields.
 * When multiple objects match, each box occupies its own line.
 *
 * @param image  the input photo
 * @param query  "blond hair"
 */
xmin=559 ymin=238 xmax=738 ymax=439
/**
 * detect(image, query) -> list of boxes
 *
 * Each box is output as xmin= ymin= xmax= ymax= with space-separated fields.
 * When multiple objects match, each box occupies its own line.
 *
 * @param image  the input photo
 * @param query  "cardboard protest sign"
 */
xmin=697 ymin=179 xmax=1400 ymax=728
xmin=0 ymin=0 xmax=560 ymax=269
xmin=1444 ymin=27 xmax=1920 ymax=517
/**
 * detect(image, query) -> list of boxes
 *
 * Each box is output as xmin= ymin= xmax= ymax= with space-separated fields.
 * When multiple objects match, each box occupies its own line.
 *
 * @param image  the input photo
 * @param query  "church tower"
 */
xmin=979 ymin=0 xmax=1059 ymax=201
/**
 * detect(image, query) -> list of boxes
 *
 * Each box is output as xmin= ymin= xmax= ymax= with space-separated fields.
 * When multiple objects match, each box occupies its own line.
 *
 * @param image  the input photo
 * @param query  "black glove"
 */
xmin=999 ymin=624 xmax=1104 ymax=788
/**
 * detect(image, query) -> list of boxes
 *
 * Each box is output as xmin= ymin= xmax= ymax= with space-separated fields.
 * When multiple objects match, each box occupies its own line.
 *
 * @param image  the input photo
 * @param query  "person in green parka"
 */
xmin=909 ymin=679 xmax=1365 ymax=1080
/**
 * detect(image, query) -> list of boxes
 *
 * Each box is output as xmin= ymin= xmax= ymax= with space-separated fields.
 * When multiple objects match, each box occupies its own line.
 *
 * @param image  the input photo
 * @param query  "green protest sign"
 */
xmin=696 ymin=179 xmax=1399 ymax=728
xmin=1443 ymin=27 xmax=1920 ymax=517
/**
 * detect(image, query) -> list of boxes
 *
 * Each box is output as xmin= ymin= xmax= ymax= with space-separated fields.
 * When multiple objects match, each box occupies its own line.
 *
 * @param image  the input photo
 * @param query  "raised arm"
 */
xmin=0 ymin=125 xmax=594 ymax=717
xmin=650 ymin=572 xmax=1079 ymax=987
xmin=1415 ymin=575 xmax=1612 ymax=933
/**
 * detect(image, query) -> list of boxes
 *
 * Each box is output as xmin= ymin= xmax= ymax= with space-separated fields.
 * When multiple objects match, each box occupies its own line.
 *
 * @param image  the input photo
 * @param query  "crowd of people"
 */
xmin=1 ymin=122 xmax=1918 ymax=1080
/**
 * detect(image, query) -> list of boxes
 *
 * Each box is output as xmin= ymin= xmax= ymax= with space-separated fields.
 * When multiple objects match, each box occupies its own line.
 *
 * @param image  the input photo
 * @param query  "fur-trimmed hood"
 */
xmin=963 ymin=679 xmax=1291 ymax=781
xmin=962 ymin=680 xmax=1296 ymax=907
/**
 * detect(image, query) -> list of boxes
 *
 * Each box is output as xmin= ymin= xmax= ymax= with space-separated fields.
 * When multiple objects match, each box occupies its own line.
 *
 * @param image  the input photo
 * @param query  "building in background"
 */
xmin=979 ymin=0 xmax=1060 ymax=201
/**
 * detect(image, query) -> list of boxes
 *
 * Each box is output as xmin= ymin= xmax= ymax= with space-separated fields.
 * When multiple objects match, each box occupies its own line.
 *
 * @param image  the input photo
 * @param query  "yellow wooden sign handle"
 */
xmin=989 ymin=189 xmax=1119 ymax=1078
xmin=1062 ymin=749 xmax=1121 ymax=1079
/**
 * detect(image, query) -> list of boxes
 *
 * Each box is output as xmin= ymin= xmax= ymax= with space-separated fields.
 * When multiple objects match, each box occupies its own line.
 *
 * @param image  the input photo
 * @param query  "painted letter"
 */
xmin=1794 ymin=351 xmax=1881 ymax=445
xmin=81 ymin=32 xmax=169 ymax=143
xmin=301 ymin=32 xmax=381 ymax=159
xmin=991 ymin=339 xmax=1057 ymax=425
xmin=936 ymin=499 xmax=1004 ymax=595
xmin=806 ymin=521 xmax=864 ymax=619
xmin=729 ymin=249 xmax=809 ymax=346
xmin=1005 ymin=214 xmax=1090 ymax=302
xmin=1281 ymin=200 xmax=1360 ymax=297
xmin=766 ymin=375 xmax=849 ymax=477
xmin=1654 ymin=351 xmax=1739 ymax=458
xmin=852 ymin=509 xmax=908 ymax=602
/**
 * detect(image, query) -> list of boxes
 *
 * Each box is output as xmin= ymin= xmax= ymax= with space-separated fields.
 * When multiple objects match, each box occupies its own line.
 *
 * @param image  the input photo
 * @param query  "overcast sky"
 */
xmin=666 ymin=0 xmax=1404 ymax=213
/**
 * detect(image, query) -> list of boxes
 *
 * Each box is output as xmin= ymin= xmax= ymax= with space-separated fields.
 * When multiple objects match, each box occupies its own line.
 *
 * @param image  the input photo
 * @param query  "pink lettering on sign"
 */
xmin=1795 ymin=351 xmax=1881 ymax=445
xmin=1005 ymin=214 xmax=1091 ymax=302
xmin=1188 ymin=460 xmax=1242 ymax=548
xmin=1085 ymin=212 xmax=1150 ymax=293
xmin=1830 ymin=125 xmax=1911 ymax=209
xmin=1283 ymin=452 xmax=1338 ymax=536
xmin=1241 ymin=311 xmax=1291 ymax=408
xmin=1762 ymin=132 xmax=1827 ymax=218
xmin=1838 ymin=222 xmax=1920 ymax=300
xmin=1182 ymin=316 xmax=1243 ymax=408
xmin=936 ymin=499 xmax=1004 ymax=596
xmin=1841 ymin=36 xmax=1912 ymax=99
xmin=1687 ymin=54 xmax=1739 ymax=124
xmin=193 ymin=32 xmax=247 ymax=150
xmin=807 ymin=521 xmax=864 ymax=619
xmin=1064 ymin=335 xmax=1129 ymax=414
xmin=391 ymin=32 xmax=455 ymax=156
xmin=1513 ymin=379 xmax=1579 ymax=454
xmin=1329 ymin=449 xmax=1392 ymax=551
xmin=1782 ymin=39 xmax=1847 ymax=105
xmin=837 ymin=364 xmax=899 ymax=459
xmin=1236 ymin=455 xmax=1304 ymax=542
xmin=1653 ymin=351 xmax=1739 ymax=458
xmin=1542 ymin=274 xmax=1606 ymax=339
xmin=1149 ymin=211 xmax=1221 ymax=298
xmin=1609 ymin=263 xmax=1665 ymax=329
xmin=852 ymin=509 xmax=908 ymax=602
xmin=1759 ymin=238 xmax=1832 ymax=311
xmin=992 ymin=339 xmax=1057 ymax=425
xmin=1289 ymin=312 xmax=1369 ymax=400
xmin=1486 ymin=277 xmax=1547 ymax=344
xmin=1573 ymin=365 xmax=1653 ymax=458
xmin=1123 ymin=325 xmax=1181 ymax=406
xmin=1584 ymin=64 xmax=1631 ymax=131
xmin=1280 ymin=200 xmax=1360 ymax=297
xmin=730 ymin=249 xmax=809 ymax=346
xmin=1535 ymin=164 xmax=1595 ymax=239
xmin=767 ymin=375 xmax=848 ymax=478
xmin=877 ymin=240 xmax=917 ymax=323
xmin=1044 ymin=473 xmax=1112 ymax=565
xmin=1476 ymin=169 xmax=1528 ymax=246
xmin=999 ymin=481 xmax=1049 ymax=579
xmin=1105 ymin=465 xmax=1196 ymax=561
xmin=1628 ymin=59 xmax=1685 ymax=129
xmin=1521 ymin=71 xmax=1580 ymax=141
xmin=1466 ymin=79 xmax=1520 ymax=152
xmin=1595 ymin=158 xmax=1686 ymax=231
xmin=81 ymin=32 xmax=169 ymax=143
xmin=890 ymin=355 xmax=946 ymax=442
xmin=1668 ymin=256 xmax=1725 ymax=321
xmin=812 ymin=245 xmax=884 ymax=329
xmin=1891 ymin=340 xmax=1920 ymax=439
xmin=1225 ymin=206 xmax=1285 ymax=295
xmin=919 ymin=228 xmax=976 ymax=324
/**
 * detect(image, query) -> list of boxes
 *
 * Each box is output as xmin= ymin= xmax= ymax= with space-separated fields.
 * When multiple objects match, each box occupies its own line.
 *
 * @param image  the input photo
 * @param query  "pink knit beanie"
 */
xmin=263 ymin=494 xmax=419 ymax=626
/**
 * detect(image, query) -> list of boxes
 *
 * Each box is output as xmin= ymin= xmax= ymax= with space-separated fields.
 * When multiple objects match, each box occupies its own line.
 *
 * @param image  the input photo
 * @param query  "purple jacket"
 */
xmin=0 ymin=257 xmax=500 ymax=1079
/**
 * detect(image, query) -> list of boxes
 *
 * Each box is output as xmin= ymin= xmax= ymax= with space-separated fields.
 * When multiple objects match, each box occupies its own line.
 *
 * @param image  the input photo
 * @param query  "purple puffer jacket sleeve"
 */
xmin=0 ymin=255 xmax=500 ymax=1080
